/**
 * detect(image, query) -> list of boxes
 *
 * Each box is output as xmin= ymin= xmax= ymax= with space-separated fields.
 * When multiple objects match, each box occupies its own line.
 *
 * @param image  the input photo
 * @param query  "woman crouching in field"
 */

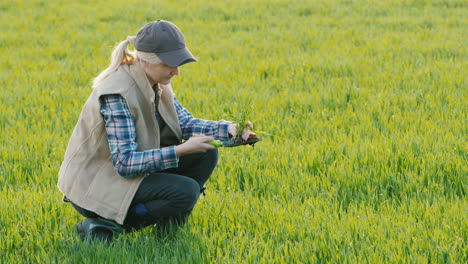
xmin=57 ymin=20 xmax=253 ymax=242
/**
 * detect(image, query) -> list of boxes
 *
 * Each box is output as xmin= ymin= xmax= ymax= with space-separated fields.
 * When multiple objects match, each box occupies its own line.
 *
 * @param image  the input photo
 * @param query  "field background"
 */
xmin=0 ymin=0 xmax=466 ymax=263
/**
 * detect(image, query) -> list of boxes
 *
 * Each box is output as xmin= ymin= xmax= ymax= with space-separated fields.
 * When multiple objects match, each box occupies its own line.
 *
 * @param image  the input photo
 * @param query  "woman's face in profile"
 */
xmin=140 ymin=59 xmax=179 ymax=85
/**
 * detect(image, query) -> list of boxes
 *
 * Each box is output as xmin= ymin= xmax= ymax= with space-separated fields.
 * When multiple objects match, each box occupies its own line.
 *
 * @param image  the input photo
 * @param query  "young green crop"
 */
xmin=0 ymin=0 xmax=466 ymax=263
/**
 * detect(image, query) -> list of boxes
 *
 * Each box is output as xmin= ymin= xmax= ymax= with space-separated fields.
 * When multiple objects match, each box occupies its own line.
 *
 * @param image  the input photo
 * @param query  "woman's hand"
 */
xmin=228 ymin=121 xmax=257 ymax=141
xmin=175 ymin=135 xmax=215 ymax=156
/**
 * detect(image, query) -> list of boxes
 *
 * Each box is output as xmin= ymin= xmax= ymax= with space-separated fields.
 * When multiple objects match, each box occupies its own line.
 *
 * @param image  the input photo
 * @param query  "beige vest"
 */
xmin=58 ymin=61 xmax=182 ymax=224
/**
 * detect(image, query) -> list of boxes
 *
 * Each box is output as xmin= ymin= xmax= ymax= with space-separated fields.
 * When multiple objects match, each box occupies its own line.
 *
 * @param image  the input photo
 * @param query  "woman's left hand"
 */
xmin=228 ymin=121 xmax=257 ymax=141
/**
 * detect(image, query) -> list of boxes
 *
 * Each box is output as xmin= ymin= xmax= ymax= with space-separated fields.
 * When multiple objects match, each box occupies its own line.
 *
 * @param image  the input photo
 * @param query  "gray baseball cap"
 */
xmin=135 ymin=20 xmax=197 ymax=67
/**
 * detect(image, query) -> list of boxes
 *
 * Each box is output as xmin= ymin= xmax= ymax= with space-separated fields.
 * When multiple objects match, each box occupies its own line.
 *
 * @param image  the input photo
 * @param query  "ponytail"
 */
xmin=92 ymin=36 xmax=137 ymax=88
xmin=92 ymin=36 xmax=163 ymax=88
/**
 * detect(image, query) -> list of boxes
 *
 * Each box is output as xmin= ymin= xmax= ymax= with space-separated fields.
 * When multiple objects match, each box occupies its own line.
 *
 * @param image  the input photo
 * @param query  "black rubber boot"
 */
xmin=75 ymin=217 xmax=124 ymax=243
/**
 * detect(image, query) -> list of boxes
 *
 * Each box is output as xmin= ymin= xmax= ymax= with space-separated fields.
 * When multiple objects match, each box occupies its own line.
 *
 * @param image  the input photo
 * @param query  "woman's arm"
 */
xmin=174 ymin=97 xmax=232 ymax=140
xmin=100 ymin=94 xmax=179 ymax=178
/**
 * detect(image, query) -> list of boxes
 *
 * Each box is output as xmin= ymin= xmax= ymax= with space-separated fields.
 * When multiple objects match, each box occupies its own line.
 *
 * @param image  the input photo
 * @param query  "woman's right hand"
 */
xmin=175 ymin=135 xmax=216 ymax=156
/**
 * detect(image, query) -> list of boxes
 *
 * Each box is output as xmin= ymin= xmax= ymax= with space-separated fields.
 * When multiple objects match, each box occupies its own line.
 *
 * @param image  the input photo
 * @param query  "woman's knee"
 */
xmin=206 ymin=148 xmax=219 ymax=164
xmin=197 ymin=148 xmax=219 ymax=174
xmin=178 ymin=178 xmax=201 ymax=209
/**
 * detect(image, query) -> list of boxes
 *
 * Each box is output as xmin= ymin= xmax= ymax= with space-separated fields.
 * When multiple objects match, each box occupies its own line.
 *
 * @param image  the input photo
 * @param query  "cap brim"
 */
xmin=157 ymin=47 xmax=197 ymax=67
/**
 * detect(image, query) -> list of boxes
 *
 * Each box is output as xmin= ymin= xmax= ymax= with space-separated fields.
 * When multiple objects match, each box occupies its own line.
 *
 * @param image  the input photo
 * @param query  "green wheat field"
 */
xmin=0 ymin=0 xmax=466 ymax=263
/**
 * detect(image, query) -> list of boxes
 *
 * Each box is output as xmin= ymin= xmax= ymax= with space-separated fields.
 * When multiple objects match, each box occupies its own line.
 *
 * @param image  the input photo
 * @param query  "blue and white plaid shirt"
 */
xmin=100 ymin=94 xmax=231 ymax=178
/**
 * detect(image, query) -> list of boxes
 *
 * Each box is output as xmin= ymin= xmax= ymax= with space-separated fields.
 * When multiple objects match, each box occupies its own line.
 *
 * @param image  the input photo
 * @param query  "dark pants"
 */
xmin=71 ymin=148 xmax=218 ymax=231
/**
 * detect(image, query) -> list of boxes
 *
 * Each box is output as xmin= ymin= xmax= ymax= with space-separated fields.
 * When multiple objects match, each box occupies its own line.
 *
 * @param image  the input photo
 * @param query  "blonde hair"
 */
xmin=92 ymin=36 xmax=163 ymax=87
